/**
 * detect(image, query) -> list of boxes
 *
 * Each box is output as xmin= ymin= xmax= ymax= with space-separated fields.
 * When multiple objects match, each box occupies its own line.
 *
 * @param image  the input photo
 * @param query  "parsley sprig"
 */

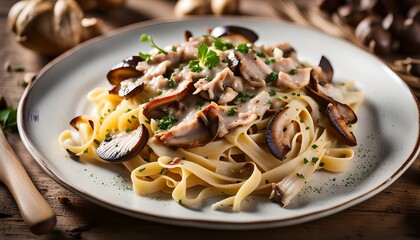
xmin=189 ymin=44 xmax=220 ymax=72
xmin=213 ymin=37 xmax=233 ymax=51
xmin=138 ymin=34 xmax=167 ymax=61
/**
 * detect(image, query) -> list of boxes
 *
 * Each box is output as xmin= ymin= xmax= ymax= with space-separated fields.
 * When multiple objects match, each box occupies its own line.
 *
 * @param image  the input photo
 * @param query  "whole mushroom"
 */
xmin=174 ymin=0 xmax=211 ymax=17
xmin=211 ymin=0 xmax=239 ymax=15
xmin=7 ymin=0 xmax=84 ymax=56
xmin=75 ymin=0 xmax=126 ymax=12
xmin=355 ymin=16 xmax=393 ymax=54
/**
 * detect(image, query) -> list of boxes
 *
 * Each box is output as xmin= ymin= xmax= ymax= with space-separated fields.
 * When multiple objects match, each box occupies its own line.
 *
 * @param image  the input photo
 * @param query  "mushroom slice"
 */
xmin=306 ymin=78 xmax=358 ymax=145
xmin=96 ymin=124 xmax=149 ymax=162
xmin=143 ymin=79 xmax=194 ymax=119
xmin=318 ymin=56 xmax=334 ymax=84
xmin=326 ymin=103 xmax=357 ymax=146
xmin=159 ymin=104 xmax=219 ymax=148
xmin=106 ymin=56 xmax=143 ymax=85
xmin=70 ymin=116 xmax=94 ymax=131
xmin=118 ymin=82 xmax=145 ymax=99
xmin=306 ymin=78 xmax=357 ymax=124
xmin=210 ymin=25 xmax=259 ymax=44
xmin=265 ymin=107 xmax=292 ymax=160
xmin=235 ymin=51 xmax=271 ymax=88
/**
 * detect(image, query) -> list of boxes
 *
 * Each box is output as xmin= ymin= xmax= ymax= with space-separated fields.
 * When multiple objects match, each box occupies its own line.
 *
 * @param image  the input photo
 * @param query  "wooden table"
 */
xmin=1 ymin=0 xmax=419 ymax=239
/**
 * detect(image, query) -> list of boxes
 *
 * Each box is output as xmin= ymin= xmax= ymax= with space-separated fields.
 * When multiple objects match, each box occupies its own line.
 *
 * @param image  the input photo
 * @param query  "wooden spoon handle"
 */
xmin=0 ymin=130 xmax=56 ymax=235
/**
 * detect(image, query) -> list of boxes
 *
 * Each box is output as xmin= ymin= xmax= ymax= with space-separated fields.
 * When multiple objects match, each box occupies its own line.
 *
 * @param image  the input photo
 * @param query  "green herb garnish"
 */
xmin=265 ymin=72 xmax=278 ymax=84
xmin=196 ymin=99 xmax=204 ymax=110
xmin=296 ymin=173 xmax=305 ymax=179
xmin=269 ymin=89 xmax=276 ymax=96
xmin=0 ymin=107 xmax=17 ymax=132
xmin=236 ymin=43 xmax=250 ymax=53
xmin=168 ymin=79 xmax=177 ymax=88
xmin=188 ymin=60 xmax=202 ymax=73
xmin=234 ymin=91 xmax=248 ymax=103
xmin=139 ymin=34 xmax=168 ymax=55
xmin=255 ymin=51 xmax=266 ymax=58
xmin=290 ymin=68 xmax=297 ymax=75
xmin=227 ymin=107 xmax=237 ymax=116
xmin=213 ymin=37 xmax=233 ymax=51
xmin=157 ymin=114 xmax=178 ymax=130
xmin=197 ymin=43 xmax=219 ymax=70
xmin=138 ymin=52 xmax=152 ymax=62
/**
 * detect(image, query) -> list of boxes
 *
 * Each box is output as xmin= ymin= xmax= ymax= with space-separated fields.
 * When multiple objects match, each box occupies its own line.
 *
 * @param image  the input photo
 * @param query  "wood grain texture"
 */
xmin=1 ymin=0 xmax=419 ymax=239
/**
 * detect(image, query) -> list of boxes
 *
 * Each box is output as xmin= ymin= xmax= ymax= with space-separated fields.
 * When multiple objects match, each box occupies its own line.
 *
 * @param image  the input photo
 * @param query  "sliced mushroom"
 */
xmin=118 ymin=82 xmax=145 ymax=99
xmin=265 ymin=107 xmax=292 ymax=160
xmin=306 ymin=77 xmax=357 ymax=124
xmin=70 ymin=116 xmax=94 ymax=131
xmin=159 ymin=104 xmax=219 ymax=148
xmin=210 ymin=25 xmax=259 ymax=44
xmin=143 ymin=79 xmax=194 ymax=119
xmin=96 ymin=124 xmax=149 ymax=162
xmin=305 ymin=78 xmax=357 ymax=146
xmin=106 ymin=56 xmax=143 ymax=85
xmin=326 ymin=103 xmax=357 ymax=146
xmin=235 ymin=51 xmax=271 ymax=88
xmin=318 ymin=56 xmax=334 ymax=84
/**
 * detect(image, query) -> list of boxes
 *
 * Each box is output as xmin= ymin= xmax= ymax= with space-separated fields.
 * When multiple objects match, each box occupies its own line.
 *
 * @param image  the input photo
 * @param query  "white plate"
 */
xmin=18 ymin=18 xmax=420 ymax=229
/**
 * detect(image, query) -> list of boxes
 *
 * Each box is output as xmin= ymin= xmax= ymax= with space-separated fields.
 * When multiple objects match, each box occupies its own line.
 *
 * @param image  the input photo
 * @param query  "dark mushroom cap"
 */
xmin=210 ymin=25 xmax=259 ymax=44
xmin=337 ymin=4 xmax=369 ymax=26
xmin=398 ymin=20 xmax=420 ymax=54
xmin=326 ymin=103 xmax=357 ymax=146
xmin=106 ymin=56 xmax=143 ymax=85
xmin=318 ymin=56 xmax=334 ymax=84
xmin=319 ymin=0 xmax=346 ymax=15
xmin=265 ymin=107 xmax=292 ymax=160
xmin=305 ymin=78 xmax=357 ymax=146
xmin=96 ymin=124 xmax=149 ymax=162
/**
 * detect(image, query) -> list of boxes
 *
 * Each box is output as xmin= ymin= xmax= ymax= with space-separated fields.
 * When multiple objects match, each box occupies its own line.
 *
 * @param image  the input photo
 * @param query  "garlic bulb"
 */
xmin=7 ymin=0 xmax=83 ymax=56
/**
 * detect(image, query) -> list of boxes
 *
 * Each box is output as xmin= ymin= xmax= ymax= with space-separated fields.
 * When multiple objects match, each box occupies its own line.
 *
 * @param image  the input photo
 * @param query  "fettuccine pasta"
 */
xmin=59 ymin=26 xmax=363 ymax=211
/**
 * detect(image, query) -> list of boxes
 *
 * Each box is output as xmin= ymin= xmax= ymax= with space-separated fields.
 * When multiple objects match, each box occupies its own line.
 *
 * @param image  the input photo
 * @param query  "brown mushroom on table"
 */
xmin=305 ymin=78 xmax=357 ymax=146
xmin=158 ymin=104 xmax=219 ymax=148
xmin=355 ymin=16 xmax=393 ymax=55
xmin=96 ymin=124 xmax=149 ymax=162
xmin=210 ymin=25 xmax=259 ymax=44
xmin=398 ymin=19 xmax=420 ymax=54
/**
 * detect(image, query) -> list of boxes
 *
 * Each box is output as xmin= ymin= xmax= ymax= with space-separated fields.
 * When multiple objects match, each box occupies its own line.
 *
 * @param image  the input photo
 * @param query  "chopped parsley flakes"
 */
xmin=265 ymin=72 xmax=278 ymax=84
xmin=157 ymin=114 xmax=178 ymax=130
xmin=236 ymin=43 xmax=250 ymax=53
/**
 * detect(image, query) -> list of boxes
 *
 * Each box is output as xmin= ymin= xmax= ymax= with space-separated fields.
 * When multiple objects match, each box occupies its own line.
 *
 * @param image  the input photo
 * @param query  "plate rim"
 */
xmin=17 ymin=16 xmax=420 ymax=229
